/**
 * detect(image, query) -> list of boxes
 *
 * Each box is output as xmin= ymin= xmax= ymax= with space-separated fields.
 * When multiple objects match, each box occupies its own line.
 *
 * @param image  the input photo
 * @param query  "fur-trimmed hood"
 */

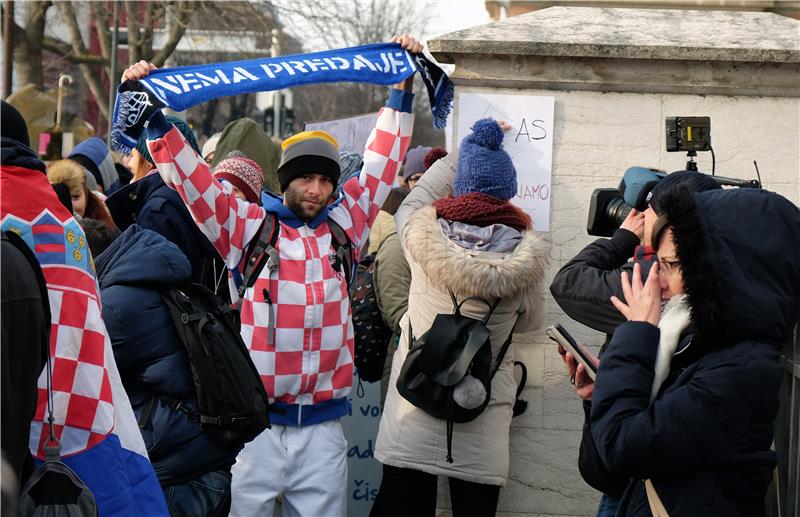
xmin=658 ymin=187 xmax=800 ymax=348
xmin=404 ymin=205 xmax=550 ymax=299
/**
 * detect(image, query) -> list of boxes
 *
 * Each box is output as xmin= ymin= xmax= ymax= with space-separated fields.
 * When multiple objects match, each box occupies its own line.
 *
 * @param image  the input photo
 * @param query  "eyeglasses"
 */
xmin=658 ymin=258 xmax=682 ymax=275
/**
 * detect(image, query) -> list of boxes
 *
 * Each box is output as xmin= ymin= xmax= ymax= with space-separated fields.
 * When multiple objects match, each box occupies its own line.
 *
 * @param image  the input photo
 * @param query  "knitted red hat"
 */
xmin=212 ymin=150 xmax=265 ymax=203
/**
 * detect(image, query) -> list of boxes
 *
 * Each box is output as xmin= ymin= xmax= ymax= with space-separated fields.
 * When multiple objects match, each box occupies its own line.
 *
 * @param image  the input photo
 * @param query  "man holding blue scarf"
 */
xmin=122 ymin=35 xmax=423 ymax=516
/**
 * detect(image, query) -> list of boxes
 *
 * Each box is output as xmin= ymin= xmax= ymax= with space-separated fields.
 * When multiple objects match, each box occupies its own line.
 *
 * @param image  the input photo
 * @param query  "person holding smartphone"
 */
xmin=549 ymin=171 xmax=721 ymax=516
xmin=590 ymin=187 xmax=798 ymax=515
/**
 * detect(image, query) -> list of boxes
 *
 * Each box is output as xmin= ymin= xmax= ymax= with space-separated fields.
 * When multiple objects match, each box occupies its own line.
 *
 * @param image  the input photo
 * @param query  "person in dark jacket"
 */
xmin=95 ymin=225 xmax=240 ymax=517
xmin=105 ymin=119 xmax=228 ymax=301
xmin=549 ymin=171 xmax=722 ymax=515
xmin=590 ymin=187 xmax=799 ymax=516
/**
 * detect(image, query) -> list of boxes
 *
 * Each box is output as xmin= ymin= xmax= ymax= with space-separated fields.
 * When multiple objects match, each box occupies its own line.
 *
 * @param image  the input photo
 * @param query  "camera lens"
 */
xmin=606 ymin=197 xmax=632 ymax=227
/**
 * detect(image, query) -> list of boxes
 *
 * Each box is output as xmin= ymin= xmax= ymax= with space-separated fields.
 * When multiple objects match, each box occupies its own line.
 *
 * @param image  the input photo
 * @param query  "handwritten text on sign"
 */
xmin=457 ymin=93 xmax=555 ymax=231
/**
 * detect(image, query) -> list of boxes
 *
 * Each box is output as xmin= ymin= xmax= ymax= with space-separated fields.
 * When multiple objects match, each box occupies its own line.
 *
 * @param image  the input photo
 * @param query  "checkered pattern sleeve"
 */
xmin=147 ymin=115 xmax=266 ymax=269
xmin=329 ymin=89 xmax=414 ymax=252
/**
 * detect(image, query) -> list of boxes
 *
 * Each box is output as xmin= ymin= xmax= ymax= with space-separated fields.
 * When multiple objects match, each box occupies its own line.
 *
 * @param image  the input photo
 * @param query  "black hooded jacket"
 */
xmin=590 ymin=188 xmax=799 ymax=516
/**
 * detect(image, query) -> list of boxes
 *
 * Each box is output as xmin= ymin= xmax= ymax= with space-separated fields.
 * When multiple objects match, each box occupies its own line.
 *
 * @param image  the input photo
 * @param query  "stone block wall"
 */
xmin=432 ymin=86 xmax=800 ymax=517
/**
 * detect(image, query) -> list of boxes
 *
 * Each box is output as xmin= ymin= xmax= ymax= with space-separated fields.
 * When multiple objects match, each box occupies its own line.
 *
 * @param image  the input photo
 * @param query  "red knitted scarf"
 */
xmin=433 ymin=192 xmax=531 ymax=231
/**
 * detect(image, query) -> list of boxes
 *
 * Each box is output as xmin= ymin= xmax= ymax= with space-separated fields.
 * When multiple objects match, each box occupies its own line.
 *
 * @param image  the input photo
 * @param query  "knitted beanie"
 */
xmin=649 ymin=170 xmax=721 ymax=214
xmin=277 ymin=130 xmax=340 ymax=192
xmin=135 ymin=116 xmax=200 ymax=165
xmin=212 ymin=150 xmax=265 ymax=203
xmin=210 ymin=118 xmax=281 ymax=194
xmin=402 ymin=145 xmax=431 ymax=181
xmin=1 ymin=100 xmax=30 ymax=147
xmin=69 ymin=137 xmax=118 ymax=190
xmin=454 ymin=118 xmax=516 ymax=201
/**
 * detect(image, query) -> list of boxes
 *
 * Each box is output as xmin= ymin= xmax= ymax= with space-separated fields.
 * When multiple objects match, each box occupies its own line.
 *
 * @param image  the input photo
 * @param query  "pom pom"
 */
xmin=424 ymin=146 xmax=448 ymax=170
xmin=468 ymin=118 xmax=504 ymax=150
xmin=453 ymin=375 xmax=487 ymax=410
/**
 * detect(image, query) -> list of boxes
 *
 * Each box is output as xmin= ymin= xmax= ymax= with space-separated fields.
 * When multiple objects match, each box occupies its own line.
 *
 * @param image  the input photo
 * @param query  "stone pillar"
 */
xmin=429 ymin=7 xmax=799 ymax=516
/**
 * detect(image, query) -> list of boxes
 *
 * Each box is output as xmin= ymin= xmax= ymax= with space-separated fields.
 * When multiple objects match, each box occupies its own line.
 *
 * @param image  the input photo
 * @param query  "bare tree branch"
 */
xmin=91 ymin=2 xmax=111 ymax=60
xmin=139 ymin=2 xmax=160 ymax=60
xmin=57 ymin=1 xmax=109 ymax=119
xmin=149 ymin=1 xmax=197 ymax=66
xmin=125 ymin=0 xmax=140 ymax=64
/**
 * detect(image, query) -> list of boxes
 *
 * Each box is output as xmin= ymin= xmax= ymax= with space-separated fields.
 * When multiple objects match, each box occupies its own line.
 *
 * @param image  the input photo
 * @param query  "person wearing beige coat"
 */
xmin=372 ymin=119 xmax=550 ymax=517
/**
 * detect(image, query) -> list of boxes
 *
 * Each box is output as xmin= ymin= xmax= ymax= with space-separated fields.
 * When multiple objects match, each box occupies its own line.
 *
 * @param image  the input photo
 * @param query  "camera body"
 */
xmin=587 ymin=168 xmax=665 ymax=237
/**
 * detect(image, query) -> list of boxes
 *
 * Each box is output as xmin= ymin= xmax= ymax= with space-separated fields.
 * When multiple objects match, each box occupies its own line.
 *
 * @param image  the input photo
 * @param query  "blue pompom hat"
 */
xmin=453 ymin=118 xmax=516 ymax=201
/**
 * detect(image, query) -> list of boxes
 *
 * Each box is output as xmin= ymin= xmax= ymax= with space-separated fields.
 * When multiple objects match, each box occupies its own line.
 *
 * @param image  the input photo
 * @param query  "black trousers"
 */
xmin=370 ymin=464 xmax=501 ymax=517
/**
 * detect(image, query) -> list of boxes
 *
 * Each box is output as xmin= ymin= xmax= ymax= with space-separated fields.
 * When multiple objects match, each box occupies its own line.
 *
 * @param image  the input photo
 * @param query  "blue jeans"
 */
xmin=163 ymin=469 xmax=232 ymax=517
xmin=596 ymin=494 xmax=620 ymax=517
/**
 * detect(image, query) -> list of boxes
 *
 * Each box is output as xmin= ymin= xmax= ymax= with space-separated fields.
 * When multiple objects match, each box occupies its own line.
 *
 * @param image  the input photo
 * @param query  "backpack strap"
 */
xmin=236 ymin=212 xmax=280 ymax=307
xmin=448 ymin=290 xmax=501 ymax=325
xmin=327 ymin=217 xmax=354 ymax=289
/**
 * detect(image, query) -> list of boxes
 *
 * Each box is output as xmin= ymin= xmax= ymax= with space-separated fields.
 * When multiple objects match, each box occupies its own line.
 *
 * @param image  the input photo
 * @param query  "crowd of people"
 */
xmin=1 ymin=33 xmax=799 ymax=517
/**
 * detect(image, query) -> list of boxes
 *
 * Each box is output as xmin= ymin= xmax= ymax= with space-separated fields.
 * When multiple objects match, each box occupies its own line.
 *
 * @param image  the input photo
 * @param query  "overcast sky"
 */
xmin=422 ymin=0 xmax=492 ymax=41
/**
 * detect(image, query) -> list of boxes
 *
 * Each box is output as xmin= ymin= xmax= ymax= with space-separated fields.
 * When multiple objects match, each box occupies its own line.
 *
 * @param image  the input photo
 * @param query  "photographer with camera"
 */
xmin=550 ymin=171 xmax=721 ymax=516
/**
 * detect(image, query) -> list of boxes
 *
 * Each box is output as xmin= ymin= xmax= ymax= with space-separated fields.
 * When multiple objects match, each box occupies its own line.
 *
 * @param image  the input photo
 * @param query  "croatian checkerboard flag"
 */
xmin=1 ymin=165 xmax=168 ymax=516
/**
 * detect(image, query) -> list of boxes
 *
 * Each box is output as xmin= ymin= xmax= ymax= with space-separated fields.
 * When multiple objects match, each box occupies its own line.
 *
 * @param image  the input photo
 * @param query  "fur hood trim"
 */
xmin=403 ymin=205 xmax=550 ymax=299
xmin=657 ymin=186 xmax=723 ymax=347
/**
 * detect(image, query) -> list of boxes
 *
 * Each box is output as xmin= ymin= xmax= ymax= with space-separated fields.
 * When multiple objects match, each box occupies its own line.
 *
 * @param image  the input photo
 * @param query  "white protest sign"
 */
xmin=305 ymin=112 xmax=380 ymax=155
xmin=457 ymin=93 xmax=555 ymax=231
xmin=342 ymin=380 xmax=383 ymax=516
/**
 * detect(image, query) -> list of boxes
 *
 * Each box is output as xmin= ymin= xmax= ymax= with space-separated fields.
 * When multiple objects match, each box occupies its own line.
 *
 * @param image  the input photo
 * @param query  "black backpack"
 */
xmin=148 ymin=283 xmax=270 ymax=448
xmin=350 ymin=250 xmax=394 ymax=382
xmin=396 ymin=292 xmax=514 ymax=463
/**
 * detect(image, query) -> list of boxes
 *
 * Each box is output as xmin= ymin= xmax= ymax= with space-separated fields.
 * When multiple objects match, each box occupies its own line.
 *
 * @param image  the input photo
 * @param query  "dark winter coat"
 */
xmin=95 ymin=225 xmax=239 ymax=486
xmin=590 ymin=188 xmax=800 ymax=516
xmin=550 ymin=227 xmax=655 ymax=498
xmin=105 ymin=172 xmax=226 ymax=300
xmin=550 ymin=228 xmax=654 ymax=337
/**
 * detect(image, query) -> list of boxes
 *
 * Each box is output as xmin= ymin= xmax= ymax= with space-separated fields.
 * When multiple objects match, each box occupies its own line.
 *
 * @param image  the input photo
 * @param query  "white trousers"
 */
xmin=230 ymin=418 xmax=348 ymax=517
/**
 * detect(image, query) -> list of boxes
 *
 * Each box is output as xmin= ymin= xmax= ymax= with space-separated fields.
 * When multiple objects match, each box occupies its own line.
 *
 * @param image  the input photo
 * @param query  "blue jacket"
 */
xmin=105 ymin=172 xmax=226 ymax=300
xmin=95 ymin=225 xmax=239 ymax=486
xmin=590 ymin=189 xmax=800 ymax=516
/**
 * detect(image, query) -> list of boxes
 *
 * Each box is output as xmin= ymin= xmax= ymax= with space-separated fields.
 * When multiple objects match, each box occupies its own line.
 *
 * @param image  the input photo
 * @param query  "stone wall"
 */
xmin=430 ymin=7 xmax=799 ymax=516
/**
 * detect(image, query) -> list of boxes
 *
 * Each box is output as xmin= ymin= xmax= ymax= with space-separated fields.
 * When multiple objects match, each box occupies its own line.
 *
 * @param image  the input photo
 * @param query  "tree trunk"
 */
xmin=13 ymin=1 xmax=49 ymax=89
xmin=57 ymin=1 xmax=110 ymax=120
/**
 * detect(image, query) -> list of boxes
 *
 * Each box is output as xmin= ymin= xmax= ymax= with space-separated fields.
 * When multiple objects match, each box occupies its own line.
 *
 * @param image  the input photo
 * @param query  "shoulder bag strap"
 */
xmin=327 ymin=217 xmax=353 ymax=288
xmin=644 ymin=479 xmax=671 ymax=517
xmin=236 ymin=212 xmax=279 ymax=306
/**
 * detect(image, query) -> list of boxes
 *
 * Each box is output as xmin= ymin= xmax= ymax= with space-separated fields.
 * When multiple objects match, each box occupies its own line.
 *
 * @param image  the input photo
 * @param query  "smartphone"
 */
xmin=547 ymin=324 xmax=599 ymax=381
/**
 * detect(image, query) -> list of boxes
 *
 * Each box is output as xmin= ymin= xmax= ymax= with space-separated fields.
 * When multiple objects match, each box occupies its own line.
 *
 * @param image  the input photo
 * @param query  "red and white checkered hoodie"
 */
xmin=147 ymin=90 xmax=414 ymax=425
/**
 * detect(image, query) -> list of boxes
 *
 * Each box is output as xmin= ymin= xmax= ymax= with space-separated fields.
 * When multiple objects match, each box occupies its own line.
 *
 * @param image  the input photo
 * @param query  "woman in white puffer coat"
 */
xmin=372 ymin=119 xmax=550 ymax=517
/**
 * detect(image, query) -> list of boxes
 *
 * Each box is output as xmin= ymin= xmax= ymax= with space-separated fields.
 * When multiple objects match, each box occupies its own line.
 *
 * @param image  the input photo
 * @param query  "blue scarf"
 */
xmin=112 ymin=42 xmax=453 ymax=153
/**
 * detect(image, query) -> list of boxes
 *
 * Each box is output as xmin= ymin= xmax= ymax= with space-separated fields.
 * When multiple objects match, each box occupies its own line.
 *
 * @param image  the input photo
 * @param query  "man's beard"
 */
xmin=284 ymin=186 xmax=325 ymax=222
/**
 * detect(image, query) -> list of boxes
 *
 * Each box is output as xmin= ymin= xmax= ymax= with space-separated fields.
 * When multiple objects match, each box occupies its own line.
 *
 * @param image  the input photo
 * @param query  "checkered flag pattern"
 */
xmin=28 ymin=266 xmax=115 ymax=458
xmin=149 ymin=102 xmax=413 ymax=405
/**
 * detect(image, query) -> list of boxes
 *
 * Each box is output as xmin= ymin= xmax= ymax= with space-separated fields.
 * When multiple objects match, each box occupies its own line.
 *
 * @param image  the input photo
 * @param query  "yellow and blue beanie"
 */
xmin=277 ymin=130 xmax=340 ymax=192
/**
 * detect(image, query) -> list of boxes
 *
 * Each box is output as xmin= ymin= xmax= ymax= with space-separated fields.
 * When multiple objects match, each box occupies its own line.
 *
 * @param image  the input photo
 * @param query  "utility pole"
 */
xmin=2 ymin=1 xmax=13 ymax=98
xmin=106 ymin=0 xmax=119 ymax=149
xmin=271 ymin=28 xmax=282 ymax=138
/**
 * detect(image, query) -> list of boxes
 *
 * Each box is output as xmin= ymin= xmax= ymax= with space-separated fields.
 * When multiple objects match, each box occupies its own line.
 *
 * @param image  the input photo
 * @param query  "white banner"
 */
xmin=305 ymin=112 xmax=380 ymax=155
xmin=457 ymin=93 xmax=555 ymax=231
